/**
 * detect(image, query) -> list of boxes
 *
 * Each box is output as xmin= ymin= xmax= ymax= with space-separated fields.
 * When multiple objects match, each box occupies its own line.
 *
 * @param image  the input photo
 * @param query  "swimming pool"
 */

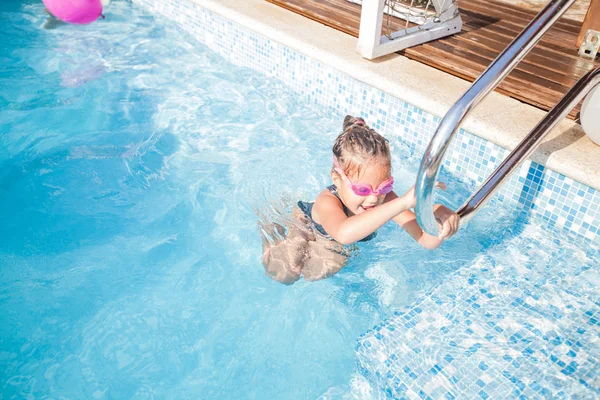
xmin=1 ymin=0 xmax=599 ymax=398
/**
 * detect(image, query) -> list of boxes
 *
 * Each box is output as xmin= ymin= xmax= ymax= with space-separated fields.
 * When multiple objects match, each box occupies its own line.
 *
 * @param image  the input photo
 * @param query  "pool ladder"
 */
xmin=415 ymin=0 xmax=600 ymax=236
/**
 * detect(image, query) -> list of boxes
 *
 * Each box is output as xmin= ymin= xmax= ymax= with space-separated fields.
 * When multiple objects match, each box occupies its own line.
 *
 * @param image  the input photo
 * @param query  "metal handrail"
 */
xmin=415 ymin=0 xmax=579 ymax=236
xmin=457 ymin=67 xmax=600 ymax=223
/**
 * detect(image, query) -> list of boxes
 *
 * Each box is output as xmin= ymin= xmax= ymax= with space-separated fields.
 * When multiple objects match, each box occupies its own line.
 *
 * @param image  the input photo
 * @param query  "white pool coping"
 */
xmin=192 ymin=0 xmax=600 ymax=190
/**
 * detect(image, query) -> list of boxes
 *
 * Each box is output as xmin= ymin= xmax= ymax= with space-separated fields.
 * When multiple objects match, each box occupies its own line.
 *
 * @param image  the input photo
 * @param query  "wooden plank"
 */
xmin=404 ymin=36 xmax=587 ymax=118
xmin=465 ymin=0 xmax=582 ymax=32
xmin=461 ymin=3 xmax=579 ymax=50
xmin=266 ymin=0 xmax=600 ymax=120
xmin=441 ymin=11 xmax=595 ymax=79
xmin=439 ymin=36 xmax=580 ymax=87
xmin=412 ymin=40 xmax=575 ymax=101
xmin=266 ymin=0 xmax=359 ymax=36
xmin=404 ymin=46 xmax=583 ymax=118
xmin=577 ymin=0 xmax=600 ymax=47
xmin=456 ymin=29 xmax=595 ymax=78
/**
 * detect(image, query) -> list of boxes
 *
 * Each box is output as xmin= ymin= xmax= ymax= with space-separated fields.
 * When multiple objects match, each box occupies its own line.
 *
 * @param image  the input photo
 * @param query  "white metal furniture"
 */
xmin=354 ymin=0 xmax=462 ymax=59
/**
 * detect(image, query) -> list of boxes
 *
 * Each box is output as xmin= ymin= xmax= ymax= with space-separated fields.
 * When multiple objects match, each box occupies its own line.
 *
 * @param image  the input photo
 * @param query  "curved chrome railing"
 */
xmin=457 ymin=67 xmax=600 ymax=222
xmin=415 ymin=0 xmax=583 ymax=236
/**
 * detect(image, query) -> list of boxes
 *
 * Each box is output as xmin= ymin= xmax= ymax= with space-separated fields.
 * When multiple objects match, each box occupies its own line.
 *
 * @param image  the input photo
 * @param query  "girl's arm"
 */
xmin=312 ymin=189 xmax=414 ymax=245
xmin=385 ymin=190 xmax=459 ymax=250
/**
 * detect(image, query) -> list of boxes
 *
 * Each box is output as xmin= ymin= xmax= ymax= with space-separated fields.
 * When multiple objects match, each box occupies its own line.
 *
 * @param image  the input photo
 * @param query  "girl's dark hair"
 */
xmin=332 ymin=115 xmax=391 ymax=176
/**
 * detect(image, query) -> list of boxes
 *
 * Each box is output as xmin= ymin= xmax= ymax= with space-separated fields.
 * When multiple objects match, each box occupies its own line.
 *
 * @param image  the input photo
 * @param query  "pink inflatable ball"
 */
xmin=42 ymin=0 xmax=103 ymax=25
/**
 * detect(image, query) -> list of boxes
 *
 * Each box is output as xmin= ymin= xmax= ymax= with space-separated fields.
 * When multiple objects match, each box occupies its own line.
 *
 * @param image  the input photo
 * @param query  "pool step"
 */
xmin=356 ymin=241 xmax=600 ymax=399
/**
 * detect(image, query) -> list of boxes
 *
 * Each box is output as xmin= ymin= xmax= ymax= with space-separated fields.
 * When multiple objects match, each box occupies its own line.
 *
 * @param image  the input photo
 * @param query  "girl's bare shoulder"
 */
xmin=314 ymin=187 xmax=339 ymax=204
xmin=312 ymin=188 xmax=345 ymax=224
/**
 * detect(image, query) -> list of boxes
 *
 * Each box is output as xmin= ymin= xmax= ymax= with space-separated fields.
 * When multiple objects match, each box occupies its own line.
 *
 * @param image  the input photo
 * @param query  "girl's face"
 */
xmin=332 ymin=159 xmax=392 ymax=216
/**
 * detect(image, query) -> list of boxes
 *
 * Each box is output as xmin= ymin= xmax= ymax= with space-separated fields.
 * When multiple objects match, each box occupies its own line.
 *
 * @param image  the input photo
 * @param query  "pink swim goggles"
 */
xmin=333 ymin=156 xmax=394 ymax=196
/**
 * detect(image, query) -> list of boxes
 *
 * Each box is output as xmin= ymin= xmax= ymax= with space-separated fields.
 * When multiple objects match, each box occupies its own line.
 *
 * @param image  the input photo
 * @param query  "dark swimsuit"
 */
xmin=297 ymin=184 xmax=377 ymax=242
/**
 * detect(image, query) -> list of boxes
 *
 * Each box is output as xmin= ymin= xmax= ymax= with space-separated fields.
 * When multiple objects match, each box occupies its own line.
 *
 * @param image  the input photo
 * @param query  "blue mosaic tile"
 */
xmin=356 ymin=229 xmax=600 ymax=398
xmin=133 ymin=0 xmax=600 ymax=245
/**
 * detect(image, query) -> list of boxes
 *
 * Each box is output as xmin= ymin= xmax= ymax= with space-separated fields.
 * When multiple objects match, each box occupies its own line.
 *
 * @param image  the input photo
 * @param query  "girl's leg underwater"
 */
xmin=260 ymin=222 xmax=310 ymax=285
xmin=301 ymin=238 xmax=347 ymax=281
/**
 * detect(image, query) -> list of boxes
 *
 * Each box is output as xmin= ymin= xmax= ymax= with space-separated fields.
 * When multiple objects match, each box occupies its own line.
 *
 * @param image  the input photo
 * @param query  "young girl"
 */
xmin=261 ymin=115 xmax=460 ymax=284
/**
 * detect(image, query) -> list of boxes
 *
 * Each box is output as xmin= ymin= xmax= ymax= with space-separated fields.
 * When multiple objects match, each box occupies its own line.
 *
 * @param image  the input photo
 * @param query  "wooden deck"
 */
xmin=266 ymin=0 xmax=600 ymax=120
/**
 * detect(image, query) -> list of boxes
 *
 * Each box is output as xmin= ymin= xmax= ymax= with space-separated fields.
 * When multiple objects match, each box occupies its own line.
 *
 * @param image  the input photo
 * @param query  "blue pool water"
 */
xmin=1 ymin=0 xmax=599 ymax=398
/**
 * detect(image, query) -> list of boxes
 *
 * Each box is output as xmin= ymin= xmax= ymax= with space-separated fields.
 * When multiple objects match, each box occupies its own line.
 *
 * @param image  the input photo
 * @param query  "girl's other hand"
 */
xmin=435 ymin=181 xmax=447 ymax=191
xmin=433 ymin=205 xmax=459 ymax=240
